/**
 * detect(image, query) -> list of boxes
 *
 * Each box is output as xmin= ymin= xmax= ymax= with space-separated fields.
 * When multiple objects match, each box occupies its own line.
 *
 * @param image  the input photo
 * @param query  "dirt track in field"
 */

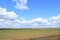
xmin=12 ymin=35 xmax=60 ymax=40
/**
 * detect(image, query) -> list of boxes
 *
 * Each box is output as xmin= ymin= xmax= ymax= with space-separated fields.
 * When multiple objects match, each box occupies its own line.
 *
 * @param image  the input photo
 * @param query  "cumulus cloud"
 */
xmin=0 ymin=7 xmax=18 ymax=20
xmin=12 ymin=0 xmax=29 ymax=11
xmin=49 ymin=15 xmax=60 ymax=21
xmin=25 ymin=16 xmax=60 ymax=28
xmin=49 ymin=15 xmax=60 ymax=25
xmin=49 ymin=15 xmax=60 ymax=28
xmin=0 ymin=7 xmax=30 ymax=28
xmin=28 ymin=18 xmax=51 ymax=28
xmin=31 ymin=18 xmax=48 ymax=23
xmin=0 ymin=7 xmax=60 ymax=28
xmin=0 ymin=19 xmax=21 ymax=28
xmin=0 ymin=7 xmax=21 ymax=28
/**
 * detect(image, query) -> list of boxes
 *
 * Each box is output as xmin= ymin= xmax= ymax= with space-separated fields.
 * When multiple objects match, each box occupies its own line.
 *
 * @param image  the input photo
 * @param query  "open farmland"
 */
xmin=0 ymin=28 xmax=60 ymax=40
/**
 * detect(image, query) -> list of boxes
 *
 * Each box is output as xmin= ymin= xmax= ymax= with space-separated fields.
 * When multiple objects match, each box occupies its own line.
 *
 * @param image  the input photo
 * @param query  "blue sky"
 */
xmin=0 ymin=0 xmax=60 ymax=28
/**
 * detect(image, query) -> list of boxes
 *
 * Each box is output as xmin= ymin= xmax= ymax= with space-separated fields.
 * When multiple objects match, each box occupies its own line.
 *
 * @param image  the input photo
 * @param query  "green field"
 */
xmin=0 ymin=28 xmax=60 ymax=40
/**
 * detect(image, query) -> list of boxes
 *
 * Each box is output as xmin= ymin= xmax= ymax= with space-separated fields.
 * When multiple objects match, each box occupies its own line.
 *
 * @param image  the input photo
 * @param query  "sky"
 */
xmin=0 ymin=0 xmax=60 ymax=28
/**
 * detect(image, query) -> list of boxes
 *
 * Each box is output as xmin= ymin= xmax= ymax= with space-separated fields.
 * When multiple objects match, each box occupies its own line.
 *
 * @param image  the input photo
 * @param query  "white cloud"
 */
xmin=0 ymin=6 xmax=29 ymax=28
xmin=0 ymin=19 xmax=21 ymax=28
xmin=31 ymin=18 xmax=48 ymax=23
xmin=25 ymin=16 xmax=60 ymax=28
xmin=49 ymin=15 xmax=60 ymax=28
xmin=30 ymin=18 xmax=50 ymax=28
xmin=0 ymin=6 xmax=60 ymax=28
xmin=49 ymin=15 xmax=60 ymax=21
xmin=0 ymin=7 xmax=18 ymax=20
xmin=49 ymin=15 xmax=60 ymax=25
xmin=13 ymin=0 xmax=29 ymax=11
xmin=0 ymin=7 xmax=21 ymax=28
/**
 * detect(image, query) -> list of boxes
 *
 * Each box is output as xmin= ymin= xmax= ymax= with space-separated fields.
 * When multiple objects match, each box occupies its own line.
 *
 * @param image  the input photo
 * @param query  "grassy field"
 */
xmin=0 ymin=28 xmax=60 ymax=40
